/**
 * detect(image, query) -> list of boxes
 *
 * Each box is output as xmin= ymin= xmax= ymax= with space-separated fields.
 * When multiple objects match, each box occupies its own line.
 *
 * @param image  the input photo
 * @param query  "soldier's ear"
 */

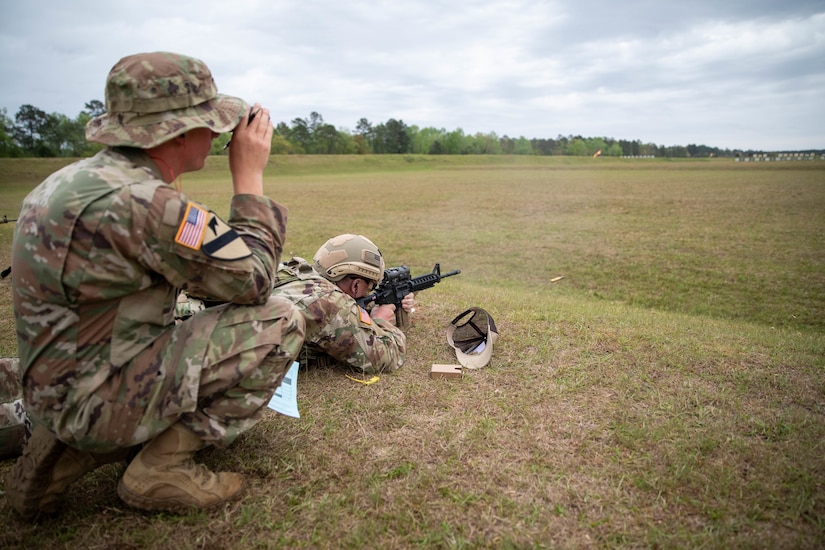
xmin=345 ymin=277 xmax=360 ymax=299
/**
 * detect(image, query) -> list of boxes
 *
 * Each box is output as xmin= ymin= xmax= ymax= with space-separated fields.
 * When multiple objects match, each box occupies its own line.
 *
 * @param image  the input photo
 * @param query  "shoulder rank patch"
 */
xmin=358 ymin=306 xmax=373 ymax=325
xmin=201 ymin=212 xmax=253 ymax=260
xmin=175 ymin=202 xmax=208 ymax=250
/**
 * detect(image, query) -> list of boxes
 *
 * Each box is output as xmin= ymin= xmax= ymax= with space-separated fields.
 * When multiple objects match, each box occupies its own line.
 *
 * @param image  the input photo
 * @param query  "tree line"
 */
xmin=0 ymin=102 xmax=797 ymax=159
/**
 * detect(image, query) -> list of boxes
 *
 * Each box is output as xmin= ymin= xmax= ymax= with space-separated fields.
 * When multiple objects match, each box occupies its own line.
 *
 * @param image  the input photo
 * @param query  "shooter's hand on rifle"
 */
xmin=370 ymin=303 xmax=397 ymax=324
xmin=369 ymin=293 xmax=416 ymax=326
xmin=400 ymin=293 xmax=416 ymax=313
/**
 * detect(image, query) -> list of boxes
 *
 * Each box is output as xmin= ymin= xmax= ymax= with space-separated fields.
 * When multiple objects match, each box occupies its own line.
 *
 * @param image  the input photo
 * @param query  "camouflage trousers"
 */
xmin=28 ymin=296 xmax=305 ymax=453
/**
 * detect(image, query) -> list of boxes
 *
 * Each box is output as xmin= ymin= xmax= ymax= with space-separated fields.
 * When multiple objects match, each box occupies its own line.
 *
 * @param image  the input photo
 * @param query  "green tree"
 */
xmin=72 ymin=111 xmax=104 ymax=157
xmin=605 ymin=143 xmax=623 ymax=157
xmin=14 ymin=104 xmax=49 ymax=155
xmin=639 ymin=142 xmax=657 ymax=157
xmin=335 ymin=130 xmax=359 ymax=154
xmin=373 ymin=119 xmax=409 ymax=154
xmin=39 ymin=112 xmax=95 ymax=157
xmin=313 ymin=123 xmax=336 ymax=153
xmin=499 ymin=135 xmax=515 ymax=155
xmin=0 ymin=108 xmax=21 ymax=157
xmin=40 ymin=113 xmax=72 ymax=156
xmin=308 ymin=112 xmax=324 ymax=132
xmin=513 ymin=136 xmax=534 ymax=155
xmin=442 ymin=128 xmax=465 ymax=154
xmin=405 ymin=125 xmax=420 ymax=153
xmin=84 ymin=100 xmax=105 ymax=117
xmin=270 ymin=134 xmax=294 ymax=155
xmin=667 ymin=145 xmax=689 ymax=158
xmin=314 ymin=123 xmax=356 ymax=154
xmin=351 ymin=134 xmax=369 ymax=154
xmin=428 ymin=140 xmax=444 ymax=154
xmin=471 ymin=132 xmax=502 ymax=154
xmin=555 ymin=135 xmax=571 ymax=155
xmin=566 ymin=138 xmax=588 ymax=156
xmin=586 ymin=137 xmax=607 ymax=156
xmin=355 ymin=118 xmax=374 ymax=153
xmin=288 ymin=117 xmax=311 ymax=153
xmin=531 ymin=138 xmax=559 ymax=156
xmin=409 ymin=126 xmax=445 ymax=154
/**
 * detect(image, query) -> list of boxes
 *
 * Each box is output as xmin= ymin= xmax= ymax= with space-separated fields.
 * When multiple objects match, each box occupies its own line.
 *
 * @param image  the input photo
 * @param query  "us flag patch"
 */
xmin=175 ymin=203 xmax=208 ymax=250
xmin=358 ymin=306 xmax=373 ymax=325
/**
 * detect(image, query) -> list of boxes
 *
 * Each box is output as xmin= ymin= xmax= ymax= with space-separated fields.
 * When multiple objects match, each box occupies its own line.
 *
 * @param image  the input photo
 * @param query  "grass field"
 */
xmin=1 ymin=155 xmax=824 ymax=548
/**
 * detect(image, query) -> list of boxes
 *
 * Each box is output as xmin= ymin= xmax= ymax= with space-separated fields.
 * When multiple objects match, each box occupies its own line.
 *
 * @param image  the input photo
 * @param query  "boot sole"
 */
xmin=116 ymin=477 xmax=247 ymax=514
xmin=5 ymin=424 xmax=67 ymax=521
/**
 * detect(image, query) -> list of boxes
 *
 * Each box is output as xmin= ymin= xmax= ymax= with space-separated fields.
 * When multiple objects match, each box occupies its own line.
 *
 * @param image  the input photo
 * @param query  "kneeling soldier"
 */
xmin=7 ymin=51 xmax=305 ymax=518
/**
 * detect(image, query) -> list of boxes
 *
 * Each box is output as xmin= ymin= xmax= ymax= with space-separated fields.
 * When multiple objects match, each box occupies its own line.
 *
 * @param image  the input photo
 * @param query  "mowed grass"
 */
xmin=0 ymin=155 xmax=824 ymax=548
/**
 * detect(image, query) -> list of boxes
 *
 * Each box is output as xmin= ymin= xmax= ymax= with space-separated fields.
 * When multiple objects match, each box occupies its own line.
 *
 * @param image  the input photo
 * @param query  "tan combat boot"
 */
xmin=6 ymin=424 xmax=66 ymax=520
xmin=6 ymin=424 xmax=131 ymax=520
xmin=117 ymin=423 xmax=245 ymax=513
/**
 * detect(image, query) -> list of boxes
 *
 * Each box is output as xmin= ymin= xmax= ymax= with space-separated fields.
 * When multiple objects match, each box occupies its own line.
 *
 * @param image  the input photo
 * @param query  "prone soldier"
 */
xmin=273 ymin=234 xmax=415 ymax=373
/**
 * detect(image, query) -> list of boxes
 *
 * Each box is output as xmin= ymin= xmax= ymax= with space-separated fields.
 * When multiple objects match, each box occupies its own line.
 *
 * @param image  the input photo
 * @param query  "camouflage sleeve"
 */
xmin=132 ymin=185 xmax=287 ymax=305
xmin=310 ymin=289 xmax=407 ymax=374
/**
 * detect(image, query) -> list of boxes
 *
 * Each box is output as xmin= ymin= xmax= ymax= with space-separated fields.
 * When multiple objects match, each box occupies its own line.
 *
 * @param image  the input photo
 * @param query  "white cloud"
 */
xmin=0 ymin=0 xmax=822 ymax=150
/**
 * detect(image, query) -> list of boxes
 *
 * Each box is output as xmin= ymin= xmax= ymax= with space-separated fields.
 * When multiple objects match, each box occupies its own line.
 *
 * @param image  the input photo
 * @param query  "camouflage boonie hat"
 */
xmin=86 ymin=51 xmax=248 ymax=148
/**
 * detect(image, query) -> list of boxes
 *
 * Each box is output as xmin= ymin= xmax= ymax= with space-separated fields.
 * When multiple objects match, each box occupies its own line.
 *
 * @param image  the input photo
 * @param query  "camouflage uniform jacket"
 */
xmin=274 ymin=257 xmax=406 ymax=373
xmin=12 ymin=147 xmax=288 ymax=430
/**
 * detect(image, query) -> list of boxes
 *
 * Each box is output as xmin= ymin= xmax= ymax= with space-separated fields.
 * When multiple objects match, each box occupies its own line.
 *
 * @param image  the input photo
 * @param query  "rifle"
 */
xmin=356 ymin=263 xmax=461 ymax=329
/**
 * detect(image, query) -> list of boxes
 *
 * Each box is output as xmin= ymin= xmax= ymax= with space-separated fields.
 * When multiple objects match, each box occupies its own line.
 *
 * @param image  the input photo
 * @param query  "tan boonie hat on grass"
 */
xmin=446 ymin=307 xmax=499 ymax=369
xmin=86 ymin=51 xmax=248 ymax=148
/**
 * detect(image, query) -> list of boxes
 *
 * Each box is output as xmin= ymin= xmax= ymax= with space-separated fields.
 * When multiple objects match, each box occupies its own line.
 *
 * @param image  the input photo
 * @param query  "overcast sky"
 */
xmin=1 ymin=0 xmax=823 ymax=151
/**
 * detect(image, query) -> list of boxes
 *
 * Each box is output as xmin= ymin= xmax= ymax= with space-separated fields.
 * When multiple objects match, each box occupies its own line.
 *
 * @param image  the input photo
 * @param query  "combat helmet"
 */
xmin=313 ymin=234 xmax=385 ymax=284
